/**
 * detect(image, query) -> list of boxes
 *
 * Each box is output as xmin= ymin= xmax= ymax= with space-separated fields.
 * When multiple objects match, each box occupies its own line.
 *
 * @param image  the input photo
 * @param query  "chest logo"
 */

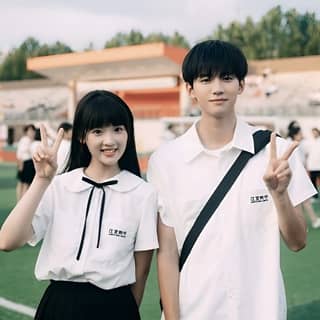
xmin=108 ymin=228 xmax=127 ymax=238
xmin=250 ymin=194 xmax=269 ymax=204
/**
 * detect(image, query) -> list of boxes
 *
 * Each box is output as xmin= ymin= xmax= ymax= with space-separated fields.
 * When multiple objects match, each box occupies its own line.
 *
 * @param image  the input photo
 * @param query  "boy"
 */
xmin=147 ymin=40 xmax=316 ymax=320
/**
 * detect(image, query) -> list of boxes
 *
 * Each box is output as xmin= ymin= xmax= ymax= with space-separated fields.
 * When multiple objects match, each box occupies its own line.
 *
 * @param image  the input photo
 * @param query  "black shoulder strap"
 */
xmin=179 ymin=130 xmax=271 ymax=271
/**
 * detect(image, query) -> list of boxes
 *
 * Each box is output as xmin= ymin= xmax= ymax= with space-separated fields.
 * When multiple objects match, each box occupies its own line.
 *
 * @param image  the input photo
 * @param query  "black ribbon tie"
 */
xmin=76 ymin=176 xmax=118 ymax=260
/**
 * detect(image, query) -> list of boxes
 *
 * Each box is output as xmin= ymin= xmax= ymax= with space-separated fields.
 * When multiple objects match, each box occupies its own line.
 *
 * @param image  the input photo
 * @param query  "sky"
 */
xmin=0 ymin=0 xmax=319 ymax=52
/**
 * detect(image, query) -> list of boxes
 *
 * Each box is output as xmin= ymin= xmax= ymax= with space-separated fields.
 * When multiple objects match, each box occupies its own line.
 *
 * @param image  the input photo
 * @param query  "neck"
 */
xmin=84 ymin=162 xmax=120 ymax=182
xmin=197 ymin=114 xmax=237 ymax=150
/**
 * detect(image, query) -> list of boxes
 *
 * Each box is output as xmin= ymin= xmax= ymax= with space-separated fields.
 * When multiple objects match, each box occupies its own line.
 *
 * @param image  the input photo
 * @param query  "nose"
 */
xmin=102 ymin=130 xmax=116 ymax=146
xmin=211 ymin=78 xmax=224 ymax=95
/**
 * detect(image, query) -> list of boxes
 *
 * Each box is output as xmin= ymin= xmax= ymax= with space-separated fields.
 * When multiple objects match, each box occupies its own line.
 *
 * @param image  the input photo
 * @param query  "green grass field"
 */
xmin=0 ymin=162 xmax=319 ymax=319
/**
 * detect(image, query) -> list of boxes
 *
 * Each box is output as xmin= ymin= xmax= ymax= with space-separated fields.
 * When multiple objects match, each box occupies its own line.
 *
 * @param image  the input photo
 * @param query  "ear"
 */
xmin=186 ymin=82 xmax=198 ymax=101
xmin=238 ymin=80 xmax=245 ymax=94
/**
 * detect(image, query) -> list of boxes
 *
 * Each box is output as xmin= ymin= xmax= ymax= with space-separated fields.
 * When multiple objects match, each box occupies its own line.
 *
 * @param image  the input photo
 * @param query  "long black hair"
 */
xmin=64 ymin=90 xmax=141 ymax=177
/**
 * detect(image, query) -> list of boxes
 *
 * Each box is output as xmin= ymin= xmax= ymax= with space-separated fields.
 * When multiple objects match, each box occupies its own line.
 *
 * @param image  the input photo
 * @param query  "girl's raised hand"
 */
xmin=263 ymin=132 xmax=298 ymax=194
xmin=32 ymin=124 xmax=64 ymax=180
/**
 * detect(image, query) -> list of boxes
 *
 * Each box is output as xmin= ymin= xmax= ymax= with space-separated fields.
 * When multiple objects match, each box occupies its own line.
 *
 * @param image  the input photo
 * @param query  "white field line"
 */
xmin=0 ymin=297 xmax=35 ymax=317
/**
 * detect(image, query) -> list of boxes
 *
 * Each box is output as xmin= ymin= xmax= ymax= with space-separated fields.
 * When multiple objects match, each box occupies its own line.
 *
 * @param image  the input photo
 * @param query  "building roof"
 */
xmin=27 ymin=43 xmax=188 ymax=83
xmin=0 ymin=78 xmax=64 ymax=90
xmin=249 ymin=55 xmax=320 ymax=74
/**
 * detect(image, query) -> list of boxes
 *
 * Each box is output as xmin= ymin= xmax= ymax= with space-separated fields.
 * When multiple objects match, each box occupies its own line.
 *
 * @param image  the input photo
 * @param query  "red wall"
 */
xmin=121 ymin=89 xmax=180 ymax=118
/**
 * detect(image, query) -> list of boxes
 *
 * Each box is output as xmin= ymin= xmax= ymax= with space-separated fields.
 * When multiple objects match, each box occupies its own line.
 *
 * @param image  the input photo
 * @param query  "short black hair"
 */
xmin=58 ymin=122 xmax=73 ymax=132
xmin=182 ymin=40 xmax=248 ymax=86
xmin=287 ymin=125 xmax=301 ymax=139
xmin=23 ymin=124 xmax=36 ymax=133
xmin=287 ymin=120 xmax=299 ymax=131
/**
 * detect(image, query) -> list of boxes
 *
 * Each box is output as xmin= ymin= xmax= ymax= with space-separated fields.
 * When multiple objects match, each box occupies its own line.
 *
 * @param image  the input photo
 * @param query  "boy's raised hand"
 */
xmin=263 ymin=132 xmax=299 ymax=194
xmin=32 ymin=124 xmax=64 ymax=180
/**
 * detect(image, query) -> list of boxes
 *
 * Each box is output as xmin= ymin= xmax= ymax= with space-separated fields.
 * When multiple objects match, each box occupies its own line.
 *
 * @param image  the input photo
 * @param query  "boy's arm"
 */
xmin=271 ymin=192 xmax=306 ymax=251
xmin=131 ymin=250 xmax=154 ymax=307
xmin=157 ymin=217 xmax=180 ymax=320
xmin=264 ymin=133 xmax=306 ymax=251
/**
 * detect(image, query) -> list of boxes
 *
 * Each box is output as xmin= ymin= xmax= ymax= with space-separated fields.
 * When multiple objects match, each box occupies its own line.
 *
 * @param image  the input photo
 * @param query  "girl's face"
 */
xmin=84 ymin=124 xmax=128 ymax=173
xmin=26 ymin=127 xmax=36 ymax=140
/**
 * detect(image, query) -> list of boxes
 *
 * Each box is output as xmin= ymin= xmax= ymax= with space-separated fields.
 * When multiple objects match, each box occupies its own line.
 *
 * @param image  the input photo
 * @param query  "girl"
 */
xmin=15 ymin=124 xmax=36 ymax=200
xmin=0 ymin=90 xmax=158 ymax=319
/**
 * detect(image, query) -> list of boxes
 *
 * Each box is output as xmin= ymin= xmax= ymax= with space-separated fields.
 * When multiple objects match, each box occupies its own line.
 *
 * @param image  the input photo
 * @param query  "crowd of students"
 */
xmin=0 ymin=40 xmax=318 ymax=320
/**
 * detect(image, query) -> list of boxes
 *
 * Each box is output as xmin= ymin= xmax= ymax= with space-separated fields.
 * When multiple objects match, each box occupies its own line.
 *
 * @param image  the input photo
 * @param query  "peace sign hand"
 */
xmin=263 ymin=132 xmax=298 ymax=194
xmin=32 ymin=124 xmax=64 ymax=180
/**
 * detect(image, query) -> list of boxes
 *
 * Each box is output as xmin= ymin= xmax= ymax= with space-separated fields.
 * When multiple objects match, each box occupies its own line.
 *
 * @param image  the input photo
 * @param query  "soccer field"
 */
xmin=0 ymin=163 xmax=319 ymax=319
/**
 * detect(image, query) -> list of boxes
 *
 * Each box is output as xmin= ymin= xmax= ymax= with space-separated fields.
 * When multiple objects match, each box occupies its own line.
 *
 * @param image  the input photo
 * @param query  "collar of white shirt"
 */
xmin=59 ymin=168 xmax=143 ymax=193
xmin=180 ymin=117 xmax=256 ymax=163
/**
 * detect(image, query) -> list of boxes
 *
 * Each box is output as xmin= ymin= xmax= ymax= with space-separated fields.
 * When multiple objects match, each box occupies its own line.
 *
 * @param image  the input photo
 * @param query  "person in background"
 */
xmin=306 ymin=128 xmax=320 ymax=200
xmin=162 ymin=123 xmax=179 ymax=142
xmin=16 ymin=124 xmax=36 ymax=201
xmin=287 ymin=125 xmax=320 ymax=228
xmin=56 ymin=122 xmax=73 ymax=174
xmin=30 ymin=128 xmax=42 ymax=156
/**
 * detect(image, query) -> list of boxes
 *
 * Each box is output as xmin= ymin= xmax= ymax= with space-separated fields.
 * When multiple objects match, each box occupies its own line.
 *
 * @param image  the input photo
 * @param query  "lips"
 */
xmin=101 ymin=148 xmax=117 ymax=156
xmin=208 ymin=98 xmax=228 ymax=102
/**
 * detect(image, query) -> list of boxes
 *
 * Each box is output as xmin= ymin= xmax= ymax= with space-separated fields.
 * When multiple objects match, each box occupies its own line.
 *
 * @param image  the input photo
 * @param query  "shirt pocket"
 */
xmin=103 ymin=220 xmax=136 ymax=263
xmin=244 ymin=187 xmax=276 ymax=231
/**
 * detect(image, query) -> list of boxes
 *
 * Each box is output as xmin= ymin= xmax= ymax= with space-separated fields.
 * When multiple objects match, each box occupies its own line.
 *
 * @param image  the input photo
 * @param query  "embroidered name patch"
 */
xmin=250 ymin=194 xmax=269 ymax=203
xmin=108 ymin=228 xmax=127 ymax=238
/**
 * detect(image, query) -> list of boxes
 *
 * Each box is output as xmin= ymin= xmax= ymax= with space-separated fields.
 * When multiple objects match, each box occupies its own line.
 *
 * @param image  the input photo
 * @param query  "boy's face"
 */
xmin=186 ymin=74 xmax=244 ymax=119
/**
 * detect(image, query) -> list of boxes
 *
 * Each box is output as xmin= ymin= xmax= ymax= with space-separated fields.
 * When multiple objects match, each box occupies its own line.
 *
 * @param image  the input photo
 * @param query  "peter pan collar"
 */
xmin=61 ymin=168 xmax=143 ymax=193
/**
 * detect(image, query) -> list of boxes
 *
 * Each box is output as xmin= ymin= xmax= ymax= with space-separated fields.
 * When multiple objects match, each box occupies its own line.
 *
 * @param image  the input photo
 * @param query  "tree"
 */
xmin=104 ymin=30 xmax=144 ymax=48
xmin=167 ymin=31 xmax=189 ymax=48
xmin=205 ymin=6 xmax=320 ymax=59
xmin=105 ymin=29 xmax=189 ymax=49
xmin=0 ymin=37 xmax=73 ymax=81
xmin=37 ymin=41 xmax=72 ymax=56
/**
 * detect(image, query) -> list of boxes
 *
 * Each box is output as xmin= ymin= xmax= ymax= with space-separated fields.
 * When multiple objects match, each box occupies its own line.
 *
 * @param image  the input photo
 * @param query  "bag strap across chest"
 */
xmin=179 ymin=130 xmax=272 ymax=271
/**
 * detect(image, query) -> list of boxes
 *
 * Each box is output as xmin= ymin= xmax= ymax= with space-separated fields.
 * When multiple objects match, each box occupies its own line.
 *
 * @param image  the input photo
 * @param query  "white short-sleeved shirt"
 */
xmin=29 ymin=168 xmax=159 ymax=290
xmin=16 ymin=136 xmax=33 ymax=161
xmin=147 ymin=118 xmax=316 ymax=320
xmin=306 ymin=137 xmax=320 ymax=171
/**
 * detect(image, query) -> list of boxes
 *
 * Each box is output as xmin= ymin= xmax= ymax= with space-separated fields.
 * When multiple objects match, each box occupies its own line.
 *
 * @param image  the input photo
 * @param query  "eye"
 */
xmin=221 ymin=74 xmax=235 ymax=81
xmin=199 ymin=76 xmax=210 ymax=83
xmin=91 ymin=128 xmax=103 ymax=135
xmin=114 ymin=125 xmax=126 ymax=133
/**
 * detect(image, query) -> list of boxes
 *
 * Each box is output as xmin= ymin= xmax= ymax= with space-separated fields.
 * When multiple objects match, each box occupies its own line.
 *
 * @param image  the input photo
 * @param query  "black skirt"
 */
xmin=35 ymin=281 xmax=141 ymax=320
xmin=20 ymin=159 xmax=35 ymax=184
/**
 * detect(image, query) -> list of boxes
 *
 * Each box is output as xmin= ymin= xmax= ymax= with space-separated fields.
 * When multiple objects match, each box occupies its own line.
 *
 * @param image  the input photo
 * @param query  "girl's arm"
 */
xmin=0 ymin=125 xmax=63 ymax=251
xmin=0 ymin=177 xmax=51 ymax=251
xmin=131 ymin=250 xmax=154 ymax=306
